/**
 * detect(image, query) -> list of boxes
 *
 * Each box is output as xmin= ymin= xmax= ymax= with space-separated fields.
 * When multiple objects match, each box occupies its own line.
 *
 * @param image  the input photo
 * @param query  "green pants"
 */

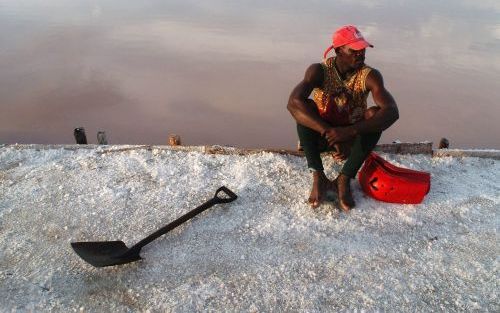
xmin=297 ymin=123 xmax=381 ymax=178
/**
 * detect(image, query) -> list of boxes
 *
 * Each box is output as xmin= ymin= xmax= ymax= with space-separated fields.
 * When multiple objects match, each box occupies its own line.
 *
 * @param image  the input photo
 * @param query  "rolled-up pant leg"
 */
xmin=341 ymin=132 xmax=381 ymax=178
xmin=297 ymin=123 xmax=381 ymax=176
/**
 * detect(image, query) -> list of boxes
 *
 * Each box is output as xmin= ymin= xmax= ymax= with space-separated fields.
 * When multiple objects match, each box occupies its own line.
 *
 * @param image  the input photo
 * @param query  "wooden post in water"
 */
xmin=168 ymin=134 xmax=181 ymax=146
xmin=297 ymin=140 xmax=303 ymax=151
xmin=74 ymin=127 xmax=87 ymax=144
xmin=438 ymin=138 xmax=449 ymax=149
xmin=97 ymin=131 xmax=108 ymax=145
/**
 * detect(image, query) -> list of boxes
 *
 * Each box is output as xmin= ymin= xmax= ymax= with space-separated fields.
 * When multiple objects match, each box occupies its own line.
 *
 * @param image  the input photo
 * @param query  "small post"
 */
xmin=74 ymin=127 xmax=87 ymax=144
xmin=97 ymin=131 xmax=108 ymax=145
xmin=168 ymin=134 xmax=181 ymax=146
xmin=297 ymin=140 xmax=303 ymax=151
xmin=438 ymin=138 xmax=449 ymax=149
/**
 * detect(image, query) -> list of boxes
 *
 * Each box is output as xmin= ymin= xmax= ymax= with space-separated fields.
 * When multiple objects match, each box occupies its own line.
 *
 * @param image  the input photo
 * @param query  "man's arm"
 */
xmin=324 ymin=69 xmax=399 ymax=145
xmin=287 ymin=64 xmax=330 ymax=135
xmin=351 ymin=69 xmax=399 ymax=134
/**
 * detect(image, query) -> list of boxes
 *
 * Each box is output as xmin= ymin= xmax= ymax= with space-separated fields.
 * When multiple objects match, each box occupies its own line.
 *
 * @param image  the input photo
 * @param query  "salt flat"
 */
xmin=0 ymin=145 xmax=498 ymax=312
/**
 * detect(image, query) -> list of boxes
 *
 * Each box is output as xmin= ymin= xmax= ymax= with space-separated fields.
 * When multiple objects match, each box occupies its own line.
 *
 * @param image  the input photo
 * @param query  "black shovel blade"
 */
xmin=71 ymin=241 xmax=142 ymax=267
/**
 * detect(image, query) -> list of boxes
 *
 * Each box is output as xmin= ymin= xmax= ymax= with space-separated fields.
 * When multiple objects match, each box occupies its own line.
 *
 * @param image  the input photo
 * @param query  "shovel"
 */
xmin=71 ymin=186 xmax=237 ymax=267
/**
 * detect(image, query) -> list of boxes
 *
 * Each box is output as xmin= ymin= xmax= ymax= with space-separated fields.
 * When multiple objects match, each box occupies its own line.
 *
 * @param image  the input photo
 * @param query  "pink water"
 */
xmin=1 ymin=1 xmax=499 ymax=149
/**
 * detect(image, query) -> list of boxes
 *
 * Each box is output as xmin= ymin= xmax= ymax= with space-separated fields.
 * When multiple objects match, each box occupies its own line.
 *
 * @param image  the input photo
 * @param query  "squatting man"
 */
xmin=287 ymin=25 xmax=399 ymax=210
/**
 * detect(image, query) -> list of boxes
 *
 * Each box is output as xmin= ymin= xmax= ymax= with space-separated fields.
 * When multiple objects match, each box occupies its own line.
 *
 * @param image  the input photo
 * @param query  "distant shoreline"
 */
xmin=2 ymin=144 xmax=500 ymax=160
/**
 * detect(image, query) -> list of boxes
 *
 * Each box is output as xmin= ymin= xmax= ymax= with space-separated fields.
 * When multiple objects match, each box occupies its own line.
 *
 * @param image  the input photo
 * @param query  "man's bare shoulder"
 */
xmin=366 ymin=67 xmax=385 ymax=90
xmin=306 ymin=63 xmax=324 ymax=75
xmin=304 ymin=63 xmax=324 ymax=87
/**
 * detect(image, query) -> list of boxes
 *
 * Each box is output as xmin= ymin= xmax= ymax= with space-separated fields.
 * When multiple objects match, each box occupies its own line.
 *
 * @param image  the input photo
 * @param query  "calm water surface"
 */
xmin=1 ymin=0 xmax=499 ymax=148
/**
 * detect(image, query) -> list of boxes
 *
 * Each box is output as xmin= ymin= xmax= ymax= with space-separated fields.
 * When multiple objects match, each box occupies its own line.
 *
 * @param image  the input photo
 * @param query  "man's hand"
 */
xmin=331 ymin=142 xmax=352 ymax=161
xmin=323 ymin=127 xmax=356 ymax=146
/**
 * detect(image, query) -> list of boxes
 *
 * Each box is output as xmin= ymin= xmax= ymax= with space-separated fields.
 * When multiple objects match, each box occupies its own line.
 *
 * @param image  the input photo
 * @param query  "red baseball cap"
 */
xmin=323 ymin=25 xmax=373 ymax=59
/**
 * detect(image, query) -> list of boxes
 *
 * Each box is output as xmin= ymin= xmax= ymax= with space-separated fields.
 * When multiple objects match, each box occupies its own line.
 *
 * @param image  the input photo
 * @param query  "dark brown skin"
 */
xmin=287 ymin=46 xmax=399 ymax=209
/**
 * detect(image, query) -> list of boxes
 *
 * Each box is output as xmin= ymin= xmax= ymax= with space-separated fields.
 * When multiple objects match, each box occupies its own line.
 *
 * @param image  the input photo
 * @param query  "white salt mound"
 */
xmin=0 ymin=145 xmax=498 ymax=312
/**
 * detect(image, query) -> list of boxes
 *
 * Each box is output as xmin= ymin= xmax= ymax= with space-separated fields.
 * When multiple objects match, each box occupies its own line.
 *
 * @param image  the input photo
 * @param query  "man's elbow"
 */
xmin=287 ymin=97 xmax=298 ymax=114
xmin=393 ymin=106 xmax=399 ymax=120
xmin=390 ymin=106 xmax=399 ymax=125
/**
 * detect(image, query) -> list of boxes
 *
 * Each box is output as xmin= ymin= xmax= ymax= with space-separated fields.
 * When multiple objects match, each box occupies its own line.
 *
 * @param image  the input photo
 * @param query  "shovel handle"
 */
xmin=214 ymin=186 xmax=238 ymax=203
xmin=129 ymin=186 xmax=237 ymax=252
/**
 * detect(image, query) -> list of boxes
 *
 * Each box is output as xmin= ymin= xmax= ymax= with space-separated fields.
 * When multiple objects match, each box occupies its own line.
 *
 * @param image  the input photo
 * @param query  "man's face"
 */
xmin=338 ymin=46 xmax=366 ymax=69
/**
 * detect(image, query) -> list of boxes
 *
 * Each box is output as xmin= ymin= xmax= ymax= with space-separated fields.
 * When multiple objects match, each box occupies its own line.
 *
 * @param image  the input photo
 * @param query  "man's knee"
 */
xmin=364 ymin=106 xmax=380 ymax=120
xmin=297 ymin=123 xmax=321 ymax=141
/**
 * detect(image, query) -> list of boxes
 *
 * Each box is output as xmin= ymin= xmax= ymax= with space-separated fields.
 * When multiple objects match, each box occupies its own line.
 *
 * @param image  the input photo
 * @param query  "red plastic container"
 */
xmin=358 ymin=152 xmax=431 ymax=204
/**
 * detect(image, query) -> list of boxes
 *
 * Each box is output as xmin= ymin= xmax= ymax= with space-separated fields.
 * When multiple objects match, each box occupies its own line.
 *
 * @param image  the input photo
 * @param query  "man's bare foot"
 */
xmin=334 ymin=173 xmax=355 ymax=212
xmin=308 ymin=171 xmax=333 ymax=208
